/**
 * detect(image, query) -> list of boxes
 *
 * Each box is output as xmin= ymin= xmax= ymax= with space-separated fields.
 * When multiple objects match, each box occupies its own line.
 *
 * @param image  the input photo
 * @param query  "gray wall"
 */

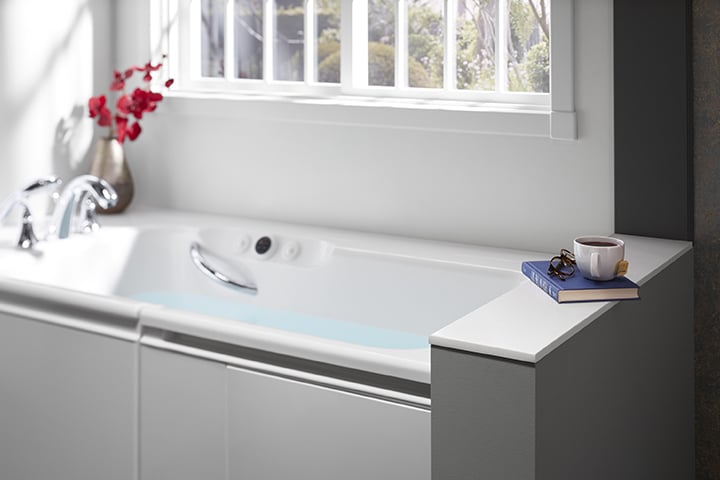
xmin=614 ymin=0 xmax=692 ymax=240
xmin=613 ymin=1 xmax=720 ymax=477
xmin=692 ymin=1 xmax=720 ymax=478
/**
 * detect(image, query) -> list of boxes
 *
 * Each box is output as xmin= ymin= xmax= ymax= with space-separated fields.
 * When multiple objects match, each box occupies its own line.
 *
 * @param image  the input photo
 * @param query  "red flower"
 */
xmin=110 ymin=71 xmax=125 ymax=91
xmin=116 ymin=94 xmax=131 ymax=116
xmin=88 ymin=95 xmax=112 ymax=127
xmin=116 ymin=115 xmax=142 ymax=143
xmin=134 ymin=88 xmax=163 ymax=118
xmin=127 ymin=122 xmax=142 ymax=140
xmin=135 ymin=61 xmax=163 ymax=82
xmin=88 ymin=57 xmax=171 ymax=142
xmin=110 ymin=69 xmax=135 ymax=91
xmin=116 ymin=88 xmax=163 ymax=120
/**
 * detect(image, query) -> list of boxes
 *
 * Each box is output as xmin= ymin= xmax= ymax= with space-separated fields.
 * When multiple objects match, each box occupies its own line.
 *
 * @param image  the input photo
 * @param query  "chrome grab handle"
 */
xmin=189 ymin=242 xmax=258 ymax=295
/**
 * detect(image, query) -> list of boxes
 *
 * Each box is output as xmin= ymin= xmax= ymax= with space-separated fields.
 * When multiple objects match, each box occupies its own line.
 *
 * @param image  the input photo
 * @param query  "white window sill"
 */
xmin=162 ymin=91 xmax=577 ymax=140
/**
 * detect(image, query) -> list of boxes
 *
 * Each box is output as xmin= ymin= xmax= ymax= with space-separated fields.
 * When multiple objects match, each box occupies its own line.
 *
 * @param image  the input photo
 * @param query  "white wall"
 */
xmin=3 ymin=0 xmax=612 ymax=253
xmin=0 ymin=0 xmax=113 ymax=204
xmin=119 ymin=0 xmax=614 ymax=253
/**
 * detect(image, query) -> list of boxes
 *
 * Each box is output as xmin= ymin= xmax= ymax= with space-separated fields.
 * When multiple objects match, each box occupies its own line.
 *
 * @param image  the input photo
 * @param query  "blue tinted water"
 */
xmin=131 ymin=292 xmax=428 ymax=349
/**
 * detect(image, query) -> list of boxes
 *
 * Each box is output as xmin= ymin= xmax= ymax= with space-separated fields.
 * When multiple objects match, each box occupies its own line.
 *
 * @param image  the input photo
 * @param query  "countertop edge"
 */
xmin=139 ymin=304 xmax=432 ymax=384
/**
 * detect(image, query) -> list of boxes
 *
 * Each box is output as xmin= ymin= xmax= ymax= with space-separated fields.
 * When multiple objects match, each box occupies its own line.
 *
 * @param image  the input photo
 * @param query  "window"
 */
xmin=151 ymin=0 xmax=575 ymax=139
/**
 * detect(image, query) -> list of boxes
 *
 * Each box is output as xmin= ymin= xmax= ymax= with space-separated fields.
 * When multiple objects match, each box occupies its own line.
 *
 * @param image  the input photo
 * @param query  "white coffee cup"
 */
xmin=573 ymin=236 xmax=628 ymax=281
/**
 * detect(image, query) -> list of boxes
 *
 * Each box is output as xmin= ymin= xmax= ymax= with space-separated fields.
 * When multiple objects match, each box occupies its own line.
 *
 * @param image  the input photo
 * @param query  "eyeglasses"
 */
xmin=548 ymin=249 xmax=576 ymax=280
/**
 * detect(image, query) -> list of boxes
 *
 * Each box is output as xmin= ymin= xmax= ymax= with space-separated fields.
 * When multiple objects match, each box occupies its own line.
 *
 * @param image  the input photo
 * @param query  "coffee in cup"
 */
xmin=573 ymin=236 xmax=629 ymax=281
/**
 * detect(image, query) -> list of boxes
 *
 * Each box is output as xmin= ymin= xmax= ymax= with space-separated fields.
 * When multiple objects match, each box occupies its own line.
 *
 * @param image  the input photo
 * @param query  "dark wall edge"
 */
xmin=614 ymin=0 xmax=694 ymax=240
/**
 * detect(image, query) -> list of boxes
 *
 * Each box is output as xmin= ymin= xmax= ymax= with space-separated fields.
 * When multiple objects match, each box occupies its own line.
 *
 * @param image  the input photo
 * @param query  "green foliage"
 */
xmin=506 ymin=0 xmax=550 ymax=92
xmin=318 ymin=42 xmax=431 ymax=87
xmin=275 ymin=0 xmax=303 ymax=12
xmin=318 ymin=51 xmax=340 ymax=83
xmin=314 ymin=0 xmax=342 ymax=82
xmin=456 ymin=17 xmax=495 ymax=91
xmin=525 ymin=40 xmax=549 ymax=93
xmin=368 ymin=0 xmax=395 ymax=44
xmin=275 ymin=5 xmax=304 ymax=16
xmin=369 ymin=42 xmax=432 ymax=87
xmin=240 ymin=0 xmax=548 ymax=92
xmin=408 ymin=3 xmax=443 ymax=87
xmin=317 ymin=40 xmax=340 ymax=83
xmin=368 ymin=43 xmax=396 ymax=86
xmin=317 ymin=40 xmax=340 ymax=64
xmin=408 ymin=56 xmax=432 ymax=88
xmin=510 ymin=0 xmax=534 ymax=59
xmin=316 ymin=0 xmax=339 ymax=16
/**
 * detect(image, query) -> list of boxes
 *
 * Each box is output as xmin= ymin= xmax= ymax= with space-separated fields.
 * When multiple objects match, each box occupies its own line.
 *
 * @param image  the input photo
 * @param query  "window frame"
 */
xmin=150 ymin=0 xmax=576 ymax=139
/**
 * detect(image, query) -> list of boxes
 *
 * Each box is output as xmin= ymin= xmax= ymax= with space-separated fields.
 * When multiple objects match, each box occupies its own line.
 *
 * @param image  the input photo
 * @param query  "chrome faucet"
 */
xmin=48 ymin=175 xmax=118 ymax=239
xmin=0 ymin=176 xmax=62 ymax=249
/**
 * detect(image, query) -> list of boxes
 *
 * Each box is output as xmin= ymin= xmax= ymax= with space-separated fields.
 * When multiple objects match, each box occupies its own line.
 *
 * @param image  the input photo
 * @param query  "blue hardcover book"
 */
xmin=521 ymin=260 xmax=640 ymax=303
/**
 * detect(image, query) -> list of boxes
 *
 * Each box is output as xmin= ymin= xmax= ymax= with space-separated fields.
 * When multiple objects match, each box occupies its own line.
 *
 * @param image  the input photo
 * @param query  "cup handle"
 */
xmin=590 ymin=252 xmax=600 ymax=278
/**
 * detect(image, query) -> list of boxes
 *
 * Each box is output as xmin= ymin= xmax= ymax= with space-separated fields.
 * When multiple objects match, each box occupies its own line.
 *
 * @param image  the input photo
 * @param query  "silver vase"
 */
xmin=88 ymin=137 xmax=134 ymax=213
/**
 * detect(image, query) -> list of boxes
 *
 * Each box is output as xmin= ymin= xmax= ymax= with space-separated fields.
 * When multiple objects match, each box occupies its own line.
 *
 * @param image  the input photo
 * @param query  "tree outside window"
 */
xmin=201 ymin=0 xmax=550 ymax=93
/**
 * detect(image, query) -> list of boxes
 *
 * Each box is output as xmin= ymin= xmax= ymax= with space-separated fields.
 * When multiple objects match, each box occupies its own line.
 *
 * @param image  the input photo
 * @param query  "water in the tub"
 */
xmin=130 ymin=291 xmax=428 ymax=349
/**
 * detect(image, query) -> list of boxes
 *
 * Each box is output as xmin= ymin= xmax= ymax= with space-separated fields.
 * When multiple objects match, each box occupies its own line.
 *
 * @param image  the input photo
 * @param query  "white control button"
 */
xmin=236 ymin=235 xmax=251 ymax=254
xmin=282 ymin=241 xmax=301 ymax=261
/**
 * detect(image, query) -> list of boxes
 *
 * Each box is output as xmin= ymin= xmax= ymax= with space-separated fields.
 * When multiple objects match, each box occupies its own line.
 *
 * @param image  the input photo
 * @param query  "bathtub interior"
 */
xmin=0 ymin=225 xmax=525 ymax=347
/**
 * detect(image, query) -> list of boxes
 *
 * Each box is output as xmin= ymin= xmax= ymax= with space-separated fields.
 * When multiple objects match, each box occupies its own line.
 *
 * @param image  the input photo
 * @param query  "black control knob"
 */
xmin=255 ymin=236 xmax=273 ymax=255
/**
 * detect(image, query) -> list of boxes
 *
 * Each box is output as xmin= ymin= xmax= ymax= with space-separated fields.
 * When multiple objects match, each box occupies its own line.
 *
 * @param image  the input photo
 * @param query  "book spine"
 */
xmin=522 ymin=262 xmax=559 ymax=302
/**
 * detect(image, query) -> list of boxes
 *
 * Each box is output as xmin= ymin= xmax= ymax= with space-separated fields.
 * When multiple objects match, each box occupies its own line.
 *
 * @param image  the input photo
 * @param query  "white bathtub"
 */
xmin=0 ymin=208 xmax=544 ymax=383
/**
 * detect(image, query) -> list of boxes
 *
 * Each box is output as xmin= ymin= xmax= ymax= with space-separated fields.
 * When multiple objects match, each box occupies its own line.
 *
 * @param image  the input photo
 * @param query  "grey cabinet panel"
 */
xmin=226 ymin=366 xmax=430 ymax=480
xmin=139 ymin=346 xmax=227 ymax=480
xmin=0 ymin=312 xmax=136 ymax=480
xmin=431 ymin=346 xmax=535 ymax=480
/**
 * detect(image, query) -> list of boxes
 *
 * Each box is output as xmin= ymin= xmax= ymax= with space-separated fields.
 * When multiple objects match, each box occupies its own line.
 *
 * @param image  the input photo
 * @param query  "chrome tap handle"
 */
xmin=20 ymin=176 xmax=62 ymax=195
xmin=17 ymin=206 xmax=39 ymax=249
xmin=0 ymin=175 xmax=63 ymax=223
xmin=0 ymin=175 xmax=62 ymax=249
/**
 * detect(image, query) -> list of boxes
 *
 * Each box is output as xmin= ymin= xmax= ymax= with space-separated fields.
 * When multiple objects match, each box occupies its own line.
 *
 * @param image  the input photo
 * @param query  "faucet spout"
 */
xmin=49 ymin=175 xmax=118 ymax=239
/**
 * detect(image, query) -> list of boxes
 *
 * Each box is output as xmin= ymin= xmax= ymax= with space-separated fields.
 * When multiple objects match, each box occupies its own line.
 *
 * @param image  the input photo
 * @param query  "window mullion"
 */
xmin=443 ymin=0 xmax=456 ymax=90
xmin=343 ymin=0 xmax=367 ymax=89
xmin=264 ymin=0 xmax=275 ymax=81
xmin=225 ymin=0 xmax=236 ymax=80
xmin=166 ymin=0 xmax=183 ymax=85
xmin=340 ymin=0 xmax=352 ymax=87
xmin=550 ymin=0 xmax=577 ymax=140
xmin=496 ymin=0 xmax=508 ymax=93
xmin=188 ymin=0 xmax=201 ymax=79
xmin=305 ymin=0 xmax=316 ymax=83
xmin=396 ymin=0 xmax=407 ymax=88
